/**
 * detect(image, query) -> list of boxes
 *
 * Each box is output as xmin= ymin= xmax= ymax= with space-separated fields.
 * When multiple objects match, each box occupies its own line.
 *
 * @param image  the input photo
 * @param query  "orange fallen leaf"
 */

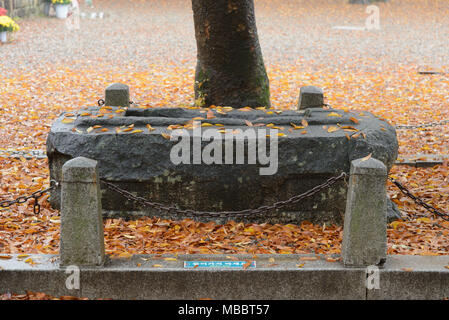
xmin=349 ymin=117 xmax=359 ymax=124
xmin=361 ymin=153 xmax=372 ymax=162
xmin=401 ymin=268 xmax=413 ymax=272
xmin=161 ymin=133 xmax=171 ymax=139
xmin=301 ymin=119 xmax=308 ymax=127
xmin=300 ymin=256 xmax=318 ymax=261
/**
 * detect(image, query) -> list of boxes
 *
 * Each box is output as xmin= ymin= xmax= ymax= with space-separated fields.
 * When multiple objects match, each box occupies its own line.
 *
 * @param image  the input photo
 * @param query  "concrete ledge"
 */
xmin=367 ymin=255 xmax=449 ymax=300
xmin=1 ymin=254 xmax=448 ymax=299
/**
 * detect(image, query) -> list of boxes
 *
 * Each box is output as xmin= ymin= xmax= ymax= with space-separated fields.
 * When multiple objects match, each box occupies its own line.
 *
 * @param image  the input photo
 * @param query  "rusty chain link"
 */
xmin=395 ymin=119 xmax=449 ymax=130
xmin=388 ymin=177 xmax=449 ymax=221
xmin=1 ymin=174 xmax=447 ymax=222
xmin=0 ymin=180 xmax=59 ymax=215
xmin=100 ymin=172 xmax=347 ymax=218
xmin=322 ymin=103 xmax=448 ymax=130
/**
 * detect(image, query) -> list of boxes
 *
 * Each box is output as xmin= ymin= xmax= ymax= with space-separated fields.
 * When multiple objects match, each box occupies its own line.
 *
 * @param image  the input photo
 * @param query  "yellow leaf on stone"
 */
xmin=401 ymin=268 xmax=413 ymax=272
xmin=301 ymin=119 xmax=308 ymax=127
xmin=62 ymin=118 xmax=75 ymax=124
xmin=361 ymin=153 xmax=372 ymax=162
xmin=349 ymin=117 xmax=359 ymax=124
xmin=278 ymin=132 xmax=287 ymax=137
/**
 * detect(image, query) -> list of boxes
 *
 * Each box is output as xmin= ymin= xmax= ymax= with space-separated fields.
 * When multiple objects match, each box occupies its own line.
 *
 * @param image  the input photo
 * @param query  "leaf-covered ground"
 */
xmin=1 ymin=0 xmax=448 ymax=262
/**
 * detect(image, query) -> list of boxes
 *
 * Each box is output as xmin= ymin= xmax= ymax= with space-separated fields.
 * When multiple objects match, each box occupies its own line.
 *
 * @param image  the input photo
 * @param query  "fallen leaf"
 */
xmin=361 ymin=153 xmax=372 ymax=162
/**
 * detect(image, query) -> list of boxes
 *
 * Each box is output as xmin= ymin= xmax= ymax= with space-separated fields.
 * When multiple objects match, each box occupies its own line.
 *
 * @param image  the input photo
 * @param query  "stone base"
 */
xmin=1 ymin=254 xmax=448 ymax=300
xmin=47 ymin=106 xmax=398 ymax=225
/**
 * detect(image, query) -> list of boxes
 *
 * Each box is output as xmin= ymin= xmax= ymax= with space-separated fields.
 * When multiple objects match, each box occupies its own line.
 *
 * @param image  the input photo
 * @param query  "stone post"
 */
xmin=60 ymin=157 xmax=105 ymax=266
xmin=105 ymin=83 xmax=130 ymax=108
xmin=298 ymin=86 xmax=324 ymax=110
xmin=342 ymin=157 xmax=387 ymax=267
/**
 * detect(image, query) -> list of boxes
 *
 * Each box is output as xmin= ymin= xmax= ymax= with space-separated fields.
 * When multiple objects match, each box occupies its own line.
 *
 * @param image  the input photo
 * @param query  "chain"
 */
xmin=395 ymin=119 xmax=449 ymax=130
xmin=322 ymin=103 xmax=448 ymax=130
xmin=0 ymin=180 xmax=59 ymax=215
xmin=389 ymin=177 xmax=449 ymax=221
xmin=100 ymin=172 xmax=347 ymax=218
xmin=0 ymin=149 xmax=46 ymax=159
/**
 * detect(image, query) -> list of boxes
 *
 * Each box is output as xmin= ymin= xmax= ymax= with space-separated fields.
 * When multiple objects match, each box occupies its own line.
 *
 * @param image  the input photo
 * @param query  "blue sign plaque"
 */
xmin=184 ymin=261 xmax=256 ymax=269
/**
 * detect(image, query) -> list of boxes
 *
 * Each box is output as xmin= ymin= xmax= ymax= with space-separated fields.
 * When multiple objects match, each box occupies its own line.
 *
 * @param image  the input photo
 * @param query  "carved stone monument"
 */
xmin=47 ymin=85 xmax=398 ymax=224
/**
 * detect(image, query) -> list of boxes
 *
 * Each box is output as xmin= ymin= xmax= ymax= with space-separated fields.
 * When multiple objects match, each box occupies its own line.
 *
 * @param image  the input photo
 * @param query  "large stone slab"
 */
xmin=47 ymin=106 xmax=398 ymax=224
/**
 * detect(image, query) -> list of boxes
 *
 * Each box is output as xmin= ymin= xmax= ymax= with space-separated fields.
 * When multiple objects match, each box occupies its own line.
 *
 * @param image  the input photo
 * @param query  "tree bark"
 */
xmin=191 ymin=0 xmax=270 ymax=108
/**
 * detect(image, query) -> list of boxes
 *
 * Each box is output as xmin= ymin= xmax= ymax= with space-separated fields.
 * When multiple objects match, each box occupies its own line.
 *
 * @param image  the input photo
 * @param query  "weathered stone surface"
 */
xmin=1 ymin=254 xmax=449 ymax=300
xmin=298 ymin=86 xmax=324 ymax=110
xmin=60 ymin=157 xmax=105 ymax=266
xmin=342 ymin=157 xmax=387 ymax=267
xmin=367 ymin=255 xmax=449 ymax=300
xmin=0 ymin=254 xmax=366 ymax=300
xmin=47 ymin=107 xmax=398 ymax=225
xmin=105 ymin=83 xmax=129 ymax=107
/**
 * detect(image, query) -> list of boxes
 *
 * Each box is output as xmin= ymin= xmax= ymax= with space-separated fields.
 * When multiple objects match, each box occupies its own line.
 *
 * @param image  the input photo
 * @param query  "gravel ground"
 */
xmin=1 ymin=0 xmax=449 ymax=68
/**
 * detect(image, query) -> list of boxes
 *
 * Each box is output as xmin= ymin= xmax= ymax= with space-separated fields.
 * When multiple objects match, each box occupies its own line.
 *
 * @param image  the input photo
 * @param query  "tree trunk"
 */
xmin=191 ymin=0 xmax=270 ymax=108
